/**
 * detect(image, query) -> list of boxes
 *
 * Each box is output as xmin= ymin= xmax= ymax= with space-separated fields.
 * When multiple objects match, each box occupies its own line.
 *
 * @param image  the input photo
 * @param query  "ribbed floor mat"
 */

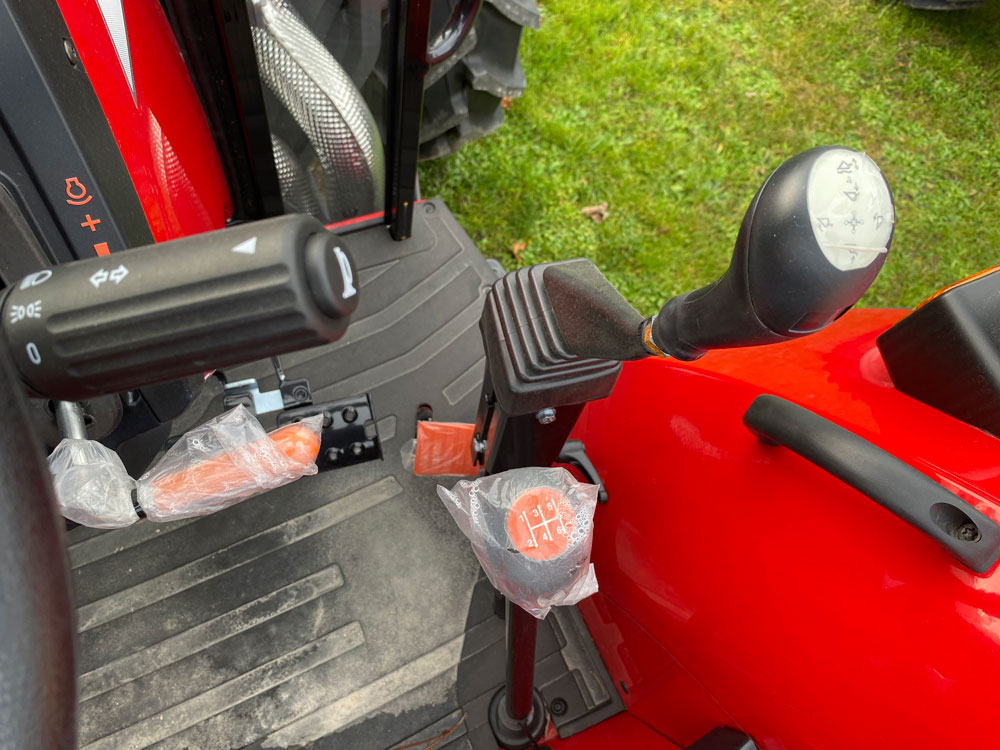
xmin=67 ymin=202 xmax=620 ymax=749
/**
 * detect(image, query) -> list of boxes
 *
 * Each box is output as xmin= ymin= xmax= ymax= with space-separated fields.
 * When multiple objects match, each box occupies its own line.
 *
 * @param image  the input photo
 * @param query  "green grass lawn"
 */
xmin=420 ymin=0 xmax=1000 ymax=314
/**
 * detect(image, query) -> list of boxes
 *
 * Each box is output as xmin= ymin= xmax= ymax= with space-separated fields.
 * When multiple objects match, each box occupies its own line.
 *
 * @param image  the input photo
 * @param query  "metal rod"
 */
xmin=55 ymin=401 xmax=87 ymax=440
xmin=504 ymin=598 xmax=538 ymax=721
xmin=271 ymin=355 xmax=286 ymax=384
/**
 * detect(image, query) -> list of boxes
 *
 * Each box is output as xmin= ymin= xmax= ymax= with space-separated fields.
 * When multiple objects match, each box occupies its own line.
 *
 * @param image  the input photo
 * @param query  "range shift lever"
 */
xmin=533 ymin=146 xmax=895 ymax=365
xmin=1 ymin=214 xmax=358 ymax=401
xmin=646 ymin=146 xmax=895 ymax=360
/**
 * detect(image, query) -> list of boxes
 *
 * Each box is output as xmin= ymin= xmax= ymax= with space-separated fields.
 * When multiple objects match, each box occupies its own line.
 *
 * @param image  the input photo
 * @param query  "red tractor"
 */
xmin=1 ymin=2 xmax=998 ymax=750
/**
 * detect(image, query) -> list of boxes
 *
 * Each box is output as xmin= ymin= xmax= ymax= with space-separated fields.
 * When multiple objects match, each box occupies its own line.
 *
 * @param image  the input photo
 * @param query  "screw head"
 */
xmin=550 ymin=697 xmax=568 ymax=716
xmin=958 ymin=523 xmax=982 ymax=542
xmin=342 ymin=406 xmax=358 ymax=423
xmin=63 ymin=38 xmax=79 ymax=66
xmin=325 ymin=447 xmax=341 ymax=462
xmin=349 ymin=442 xmax=365 ymax=457
xmin=291 ymin=386 xmax=310 ymax=402
xmin=536 ymin=408 xmax=556 ymax=425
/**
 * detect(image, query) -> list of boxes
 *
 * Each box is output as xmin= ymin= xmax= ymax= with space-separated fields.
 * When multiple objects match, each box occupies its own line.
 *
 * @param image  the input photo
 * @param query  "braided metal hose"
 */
xmin=251 ymin=0 xmax=385 ymax=222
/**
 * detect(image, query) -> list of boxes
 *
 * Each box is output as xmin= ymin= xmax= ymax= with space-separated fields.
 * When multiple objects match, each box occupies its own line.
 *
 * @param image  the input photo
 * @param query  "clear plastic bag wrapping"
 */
xmin=48 ymin=439 xmax=138 ymax=529
xmin=136 ymin=405 xmax=323 ymax=521
xmin=437 ymin=467 xmax=599 ymax=618
xmin=48 ymin=405 xmax=323 ymax=527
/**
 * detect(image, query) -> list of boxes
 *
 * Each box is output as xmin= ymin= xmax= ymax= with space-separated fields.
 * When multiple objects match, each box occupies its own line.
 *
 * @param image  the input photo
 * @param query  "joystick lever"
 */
xmin=644 ymin=146 xmax=895 ymax=360
xmin=535 ymin=146 xmax=895 ymax=364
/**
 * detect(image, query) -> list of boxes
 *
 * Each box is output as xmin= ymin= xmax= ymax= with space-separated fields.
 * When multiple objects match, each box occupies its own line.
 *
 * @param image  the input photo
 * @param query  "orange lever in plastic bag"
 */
xmin=138 ymin=417 xmax=322 ymax=521
xmin=149 ymin=423 xmax=320 ymax=500
xmin=150 ymin=423 xmax=321 ymax=498
xmin=413 ymin=421 xmax=479 ymax=476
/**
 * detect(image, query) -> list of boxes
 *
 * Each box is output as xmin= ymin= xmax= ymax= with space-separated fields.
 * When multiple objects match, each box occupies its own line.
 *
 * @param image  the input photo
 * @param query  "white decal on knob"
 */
xmin=334 ymin=247 xmax=356 ymax=299
xmin=90 ymin=269 xmax=108 ymax=288
xmin=9 ymin=300 xmax=42 ymax=325
xmin=231 ymin=237 xmax=257 ymax=255
xmin=807 ymin=149 xmax=894 ymax=272
xmin=20 ymin=270 xmax=52 ymax=290
xmin=90 ymin=264 xmax=129 ymax=288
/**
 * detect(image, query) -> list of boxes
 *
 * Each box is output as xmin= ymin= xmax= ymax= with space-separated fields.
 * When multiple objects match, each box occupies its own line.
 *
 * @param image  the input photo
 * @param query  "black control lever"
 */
xmin=2 ymin=214 xmax=358 ymax=400
xmin=532 ymin=147 xmax=894 ymax=364
xmin=646 ymin=146 xmax=894 ymax=360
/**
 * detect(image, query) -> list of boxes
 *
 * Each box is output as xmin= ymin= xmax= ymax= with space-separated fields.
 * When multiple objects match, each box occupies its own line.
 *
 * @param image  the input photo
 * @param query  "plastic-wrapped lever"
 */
xmin=437 ymin=467 xmax=599 ymax=619
xmin=2 ymin=214 xmax=358 ymax=401
xmin=438 ymin=467 xmax=599 ymax=748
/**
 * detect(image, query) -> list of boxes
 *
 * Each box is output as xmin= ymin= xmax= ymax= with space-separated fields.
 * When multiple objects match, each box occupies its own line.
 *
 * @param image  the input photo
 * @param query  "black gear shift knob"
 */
xmin=647 ymin=146 xmax=894 ymax=360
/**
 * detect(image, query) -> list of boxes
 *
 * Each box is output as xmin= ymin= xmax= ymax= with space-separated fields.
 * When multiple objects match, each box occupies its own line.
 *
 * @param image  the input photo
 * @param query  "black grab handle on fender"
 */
xmin=743 ymin=394 xmax=1000 ymax=574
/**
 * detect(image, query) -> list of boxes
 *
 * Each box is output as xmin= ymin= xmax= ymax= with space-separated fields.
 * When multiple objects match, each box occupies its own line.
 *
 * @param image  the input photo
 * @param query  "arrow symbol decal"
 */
xmin=90 ymin=269 xmax=109 ymax=288
xmin=231 ymin=237 xmax=257 ymax=255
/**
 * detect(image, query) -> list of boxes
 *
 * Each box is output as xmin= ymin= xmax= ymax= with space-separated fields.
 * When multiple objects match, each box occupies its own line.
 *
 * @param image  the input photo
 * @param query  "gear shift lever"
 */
xmin=536 ymin=146 xmax=894 ymax=364
xmin=646 ymin=146 xmax=894 ymax=360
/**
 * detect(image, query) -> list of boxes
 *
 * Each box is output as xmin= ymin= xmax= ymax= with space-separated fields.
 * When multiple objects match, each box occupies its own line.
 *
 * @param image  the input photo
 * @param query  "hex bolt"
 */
xmin=536 ymin=408 xmax=556 ymax=425
xmin=325 ymin=447 xmax=341 ymax=463
xmin=342 ymin=406 xmax=358 ymax=423
xmin=349 ymin=442 xmax=365 ymax=457
xmin=473 ymin=437 xmax=488 ymax=454
xmin=958 ymin=523 xmax=981 ymax=543
xmin=549 ymin=697 xmax=568 ymax=716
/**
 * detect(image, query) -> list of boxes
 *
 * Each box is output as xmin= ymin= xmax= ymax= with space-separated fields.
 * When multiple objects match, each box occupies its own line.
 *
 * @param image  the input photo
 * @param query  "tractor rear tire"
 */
xmin=286 ymin=0 xmax=537 ymax=165
xmin=418 ymin=0 xmax=539 ymax=160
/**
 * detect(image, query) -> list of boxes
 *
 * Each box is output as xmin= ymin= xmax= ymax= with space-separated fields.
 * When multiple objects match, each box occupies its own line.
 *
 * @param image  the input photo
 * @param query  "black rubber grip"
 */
xmin=2 ymin=214 xmax=358 ymax=400
xmin=743 ymin=394 xmax=1000 ymax=574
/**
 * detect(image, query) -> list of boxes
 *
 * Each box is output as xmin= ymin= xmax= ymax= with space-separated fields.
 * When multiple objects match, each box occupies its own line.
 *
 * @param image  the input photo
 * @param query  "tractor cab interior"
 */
xmin=2 ymin=3 xmax=999 ymax=750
